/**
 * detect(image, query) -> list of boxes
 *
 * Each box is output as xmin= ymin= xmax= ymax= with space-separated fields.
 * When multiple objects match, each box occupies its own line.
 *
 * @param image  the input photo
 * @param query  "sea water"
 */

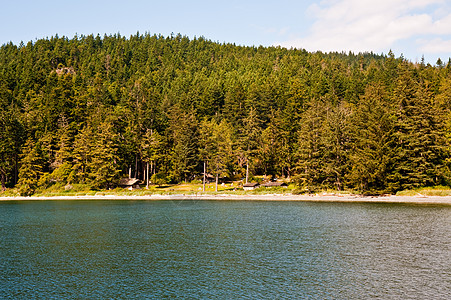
xmin=0 ymin=200 xmax=450 ymax=299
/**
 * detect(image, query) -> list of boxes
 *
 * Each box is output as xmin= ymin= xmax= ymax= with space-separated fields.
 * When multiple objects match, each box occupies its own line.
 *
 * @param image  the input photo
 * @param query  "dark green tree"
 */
xmin=167 ymin=105 xmax=198 ymax=183
xmin=17 ymin=138 xmax=46 ymax=196
xmin=348 ymin=82 xmax=395 ymax=193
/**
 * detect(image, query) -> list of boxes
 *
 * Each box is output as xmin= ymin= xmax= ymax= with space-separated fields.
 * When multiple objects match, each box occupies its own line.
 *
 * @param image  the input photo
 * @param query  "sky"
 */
xmin=1 ymin=0 xmax=451 ymax=64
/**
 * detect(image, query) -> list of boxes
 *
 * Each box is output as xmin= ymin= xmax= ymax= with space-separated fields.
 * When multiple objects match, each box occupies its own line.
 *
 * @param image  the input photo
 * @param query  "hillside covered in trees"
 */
xmin=1 ymin=33 xmax=451 ymax=195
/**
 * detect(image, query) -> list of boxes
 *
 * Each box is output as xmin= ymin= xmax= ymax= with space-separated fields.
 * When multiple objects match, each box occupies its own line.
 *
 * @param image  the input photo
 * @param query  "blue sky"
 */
xmin=2 ymin=0 xmax=451 ymax=63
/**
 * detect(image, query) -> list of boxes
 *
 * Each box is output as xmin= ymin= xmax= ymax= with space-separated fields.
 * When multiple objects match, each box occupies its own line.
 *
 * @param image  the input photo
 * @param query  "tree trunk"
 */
xmin=134 ymin=154 xmax=138 ymax=178
xmin=14 ymin=152 xmax=18 ymax=185
xmin=203 ymin=161 xmax=206 ymax=192
xmin=143 ymin=161 xmax=146 ymax=181
xmin=129 ymin=166 xmax=132 ymax=179
xmin=245 ymin=160 xmax=249 ymax=184
xmin=146 ymin=162 xmax=149 ymax=189
xmin=215 ymin=172 xmax=218 ymax=192
xmin=0 ymin=168 xmax=6 ymax=192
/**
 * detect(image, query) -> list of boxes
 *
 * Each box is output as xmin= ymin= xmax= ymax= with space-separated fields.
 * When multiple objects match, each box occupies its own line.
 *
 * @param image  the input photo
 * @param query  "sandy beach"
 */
xmin=1 ymin=193 xmax=451 ymax=205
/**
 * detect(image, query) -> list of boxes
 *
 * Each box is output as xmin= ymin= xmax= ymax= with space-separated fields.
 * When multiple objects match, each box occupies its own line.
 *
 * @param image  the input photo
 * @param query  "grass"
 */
xmin=396 ymin=186 xmax=451 ymax=197
xmin=3 ymin=182 xmax=451 ymax=198
xmin=0 ymin=181 xmax=298 ymax=197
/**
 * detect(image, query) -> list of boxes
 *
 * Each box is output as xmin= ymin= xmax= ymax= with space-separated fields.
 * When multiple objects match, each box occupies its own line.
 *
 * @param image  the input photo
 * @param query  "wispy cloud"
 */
xmin=276 ymin=0 xmax=451 ymax=56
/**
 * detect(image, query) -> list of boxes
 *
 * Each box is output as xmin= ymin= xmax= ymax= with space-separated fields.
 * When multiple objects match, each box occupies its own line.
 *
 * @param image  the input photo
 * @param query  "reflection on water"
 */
xmin=0 ymin=200 xmax=450 ymax=299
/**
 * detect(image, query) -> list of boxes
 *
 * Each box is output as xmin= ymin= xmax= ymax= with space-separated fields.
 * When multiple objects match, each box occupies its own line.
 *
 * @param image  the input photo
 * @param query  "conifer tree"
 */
xmin=321 ymin=101 xmax=352 ymax=191
xmin=71 ymin=125 xmax=94 ymax=184
xmin=239 ymin=107 xmax=262 ymax=183
xmin=388 ymin=67 xmax=448 ymax=191
xmin=88 ymin=121 xmax=121 ymax=189
xmin=348 ymin=82 xmax=394 ymax=193
xmin=296 ymin=100 xmax=327 ymax=192
xmin=199 ymin=118 xmax=234 ymax=191
xmin=48 ymin=117 xmax=75 ymax=184
xmin=167 ymin=105 xmax=198 ymax=183
xmin=141 ymin=128 xmax=163 ymax=186
xmin=17 ymin=138 xmax=46 ymax=196
xmin=0 ymin=108 xmax=23 ymax=190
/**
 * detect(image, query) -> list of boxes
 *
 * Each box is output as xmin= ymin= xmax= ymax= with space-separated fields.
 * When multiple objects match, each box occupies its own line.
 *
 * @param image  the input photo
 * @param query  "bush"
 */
xmin=151 ymin=172 xmax=168 ymax=186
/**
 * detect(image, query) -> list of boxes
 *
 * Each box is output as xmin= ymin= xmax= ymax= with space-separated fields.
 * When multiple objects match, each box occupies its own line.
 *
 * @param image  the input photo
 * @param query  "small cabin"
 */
xmin=119 ymin=178 xmax=141 ymax=190
xmin=262 ymin=182 xmax=288 ymax=188
xmin=262 ymin=181 xmax=288 ymax=188
xmin=243 ymin=182 xmax=260 ymax=190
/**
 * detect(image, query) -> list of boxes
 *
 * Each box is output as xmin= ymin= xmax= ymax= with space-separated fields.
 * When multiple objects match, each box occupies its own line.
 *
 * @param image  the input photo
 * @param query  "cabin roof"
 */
xmin=243 ymin=182 xmax=260 ymax=187
xmin=262 ymin=181 xmax=287 ymax=187
xmin=119 ymin=178 xmax=140 ymax=186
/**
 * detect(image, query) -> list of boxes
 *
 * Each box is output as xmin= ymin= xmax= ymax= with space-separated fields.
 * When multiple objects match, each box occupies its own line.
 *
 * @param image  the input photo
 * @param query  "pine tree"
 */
xmin=88 ymin=121 xmax=121 ymax=189
xmin=0 ymin=108 xmax=23 ymax=191
xmin=199 ymin=118 xmax=234 ymax=191
xmin=296 ymin=100 xmax=327 ymax=192
xmin=167 ymin=105 xmax=198 ymax=183
xmin=388 ymin=68 xmax=448 ymax=191
xmin=48 ymin=117 xmax=75 ymax=184
xmin=17 ymin=138 xmax=46 ymax=196
xmin=71 ymin=125 xmax=94 ymax=184
xmin=321 ymin=101 xmax=352 ymax=191
xmin=239 ymin=107 xmax=262 ymax=183
xmin=348 ymin=82 xmax=395 ymax=193
xmin=141 ymin=128 xmax=163 ymax=186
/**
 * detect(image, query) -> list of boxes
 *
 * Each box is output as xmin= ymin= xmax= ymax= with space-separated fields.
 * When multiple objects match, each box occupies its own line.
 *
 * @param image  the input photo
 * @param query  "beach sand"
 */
xmin=1 ymin=193 xmax=451 ymax=205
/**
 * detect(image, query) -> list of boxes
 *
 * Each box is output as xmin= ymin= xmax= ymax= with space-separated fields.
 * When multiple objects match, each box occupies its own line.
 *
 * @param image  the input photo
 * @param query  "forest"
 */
xmin=1 ymin=32 xmax=451 ymax=195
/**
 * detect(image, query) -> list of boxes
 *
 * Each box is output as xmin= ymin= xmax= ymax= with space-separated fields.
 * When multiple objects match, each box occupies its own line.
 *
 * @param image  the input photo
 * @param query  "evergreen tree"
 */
xmin=141 ymin=128 xmax=163 ymax=186
xmin=388 ymin=68 xmax=448 ymax=191
xmin=348 ymin=82 xmax=394 ymax=193
xmin=0 ymin=108 xmax=23 ymax=190
xmin=17 ymin=138 xmax=46 ymax=196
xmin=296 ymin=100 xmax=327 ymax=192
xmin=199 ymin=118 xmax=234 ymax=191
xmin=167 ymin=105 xmax=198 ymax=182
xmin=71 ymin=125 xmax=94 ymax=184
xmin=48 ymin=117 xmax=75 ymax=185
xmin=321 ymin=101 xmax=352 ymax=191
xmin=88 ymin=121 xmax=121 ymax=189
xmin=239 ymin=107 xmax=262 ymax=183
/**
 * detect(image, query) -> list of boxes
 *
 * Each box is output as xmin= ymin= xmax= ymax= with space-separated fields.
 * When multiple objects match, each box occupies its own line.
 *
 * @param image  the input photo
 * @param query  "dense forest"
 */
xmin=1 ymin=33 xmax=451 ymax=195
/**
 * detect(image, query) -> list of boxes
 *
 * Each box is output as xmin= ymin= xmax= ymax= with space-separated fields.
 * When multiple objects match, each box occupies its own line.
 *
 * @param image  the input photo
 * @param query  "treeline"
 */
xmin=1 ymin=33 xmax=451 ymax=195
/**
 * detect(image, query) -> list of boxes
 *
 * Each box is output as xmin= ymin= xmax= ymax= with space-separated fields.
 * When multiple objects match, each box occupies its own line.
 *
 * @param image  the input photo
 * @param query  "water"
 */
xmin=0 ymin=200 xmax=450 ymax=299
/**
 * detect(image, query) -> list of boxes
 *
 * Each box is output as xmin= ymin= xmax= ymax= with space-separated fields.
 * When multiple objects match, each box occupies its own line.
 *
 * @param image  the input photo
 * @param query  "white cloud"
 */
xmin=418 ymin=37 xmax=451 ymax=53
xmin=276 ymin=0 xmax=451 ymax=56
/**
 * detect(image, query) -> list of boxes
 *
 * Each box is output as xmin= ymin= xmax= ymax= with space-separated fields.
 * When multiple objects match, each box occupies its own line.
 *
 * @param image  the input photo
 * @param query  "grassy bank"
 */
xmin=3 ymin=182 xmax=451 ymax=198
xmin=0 ymin=182 xmax=298 ymax=197
xmin=395 ymin=186 xmax=451 ymax=197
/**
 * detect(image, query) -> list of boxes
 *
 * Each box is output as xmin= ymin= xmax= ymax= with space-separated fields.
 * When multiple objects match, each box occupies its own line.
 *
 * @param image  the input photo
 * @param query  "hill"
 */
xmin=1 ymin=33 xmax=450 ymax=195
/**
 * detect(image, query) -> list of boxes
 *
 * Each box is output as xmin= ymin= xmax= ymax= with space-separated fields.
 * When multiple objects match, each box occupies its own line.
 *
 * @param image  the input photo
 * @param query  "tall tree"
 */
xmin=88 ymin=121 xmax=121 ymax=189
xmin=388 ymin=67 xmax=448 ymax=191
xmin=17 ymin=138 xmax=46 ymax=196
xmin=0 ymin=108 xmax=23 ymax=190
xmin=238 ymin=107 xmax=262 ymax=183
xmin=167 ymin=105 xmax=198 ymax=183
xmin=199 ymin=118 xmax=234 ymax=191
xmin=141 ymin=128 xmax=163 ymax=187
xmin=348 ymin=82 xmax=394 ymax=193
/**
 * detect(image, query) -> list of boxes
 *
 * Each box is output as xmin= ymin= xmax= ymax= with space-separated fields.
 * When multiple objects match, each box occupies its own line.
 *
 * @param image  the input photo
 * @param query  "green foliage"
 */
xmin=17 ymin=139 xmax=46 ymax=196
xmin=151 ymin=172 xmax=168 ymax=186
xmin=1 ymin=33 xmax=451 ymax=195
xmin=347 ymin=82 xmax=394 ymax=193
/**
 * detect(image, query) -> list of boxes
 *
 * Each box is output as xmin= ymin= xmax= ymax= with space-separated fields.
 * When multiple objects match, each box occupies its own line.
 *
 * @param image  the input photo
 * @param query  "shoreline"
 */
xmin=1 ymin=193 xmax=451 ymax=205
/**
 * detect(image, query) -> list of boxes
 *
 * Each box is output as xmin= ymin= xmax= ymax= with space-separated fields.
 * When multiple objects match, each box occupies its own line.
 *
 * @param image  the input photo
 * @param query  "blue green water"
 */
xmin=0 ymin=200 xmax=450 ymax=299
